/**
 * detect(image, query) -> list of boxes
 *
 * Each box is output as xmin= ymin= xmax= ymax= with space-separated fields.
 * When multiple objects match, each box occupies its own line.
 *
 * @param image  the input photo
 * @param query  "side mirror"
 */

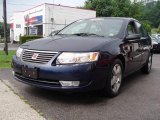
xmin=125 ymin=34 xmax=140 ymax=42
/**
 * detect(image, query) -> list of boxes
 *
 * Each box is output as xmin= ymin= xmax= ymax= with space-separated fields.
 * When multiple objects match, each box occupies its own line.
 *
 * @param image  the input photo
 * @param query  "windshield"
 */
xmin=58 ymin=18 xmax=124 ymax=38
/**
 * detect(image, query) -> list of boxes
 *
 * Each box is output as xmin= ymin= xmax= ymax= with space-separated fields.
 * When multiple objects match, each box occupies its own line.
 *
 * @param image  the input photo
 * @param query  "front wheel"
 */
xmin=104 ymin=59 xmax=123 ymax=98
xmin=141 ymin=53 xmax=152 ymax=74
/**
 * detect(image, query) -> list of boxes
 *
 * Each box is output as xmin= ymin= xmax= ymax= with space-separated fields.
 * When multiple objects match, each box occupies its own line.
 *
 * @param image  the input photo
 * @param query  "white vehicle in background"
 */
xmin=151 ymin=34 xmax=160 ymax=39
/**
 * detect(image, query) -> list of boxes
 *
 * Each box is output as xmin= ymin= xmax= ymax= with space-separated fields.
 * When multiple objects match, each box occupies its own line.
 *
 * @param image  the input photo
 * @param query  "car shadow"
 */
xmin=121 ymin=70 xmax=143 ymax=91
xmin=25 ymin=86 xmax=106 ymax=105
xmin=121 ymin=68 xmax=157 ymax=92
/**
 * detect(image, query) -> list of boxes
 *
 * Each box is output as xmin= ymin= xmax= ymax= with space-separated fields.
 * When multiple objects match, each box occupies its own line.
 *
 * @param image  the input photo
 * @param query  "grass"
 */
xmin=0 ymin=50 xmax=16 ymax=68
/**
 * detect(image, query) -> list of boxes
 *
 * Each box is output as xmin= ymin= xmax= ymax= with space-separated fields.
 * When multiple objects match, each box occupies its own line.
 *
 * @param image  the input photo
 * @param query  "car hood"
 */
xmin=21 ymin=35 xmax=118 ymax=52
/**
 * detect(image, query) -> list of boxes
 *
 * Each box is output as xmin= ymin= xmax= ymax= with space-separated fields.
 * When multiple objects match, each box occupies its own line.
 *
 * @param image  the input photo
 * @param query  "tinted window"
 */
xmin=58 ymin=18 xmax=124 ymax=38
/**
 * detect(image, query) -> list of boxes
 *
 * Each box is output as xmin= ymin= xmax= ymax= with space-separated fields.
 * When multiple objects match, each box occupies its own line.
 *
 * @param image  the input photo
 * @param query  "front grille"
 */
xmin=22 ymin=49 xmax=57 ymax=64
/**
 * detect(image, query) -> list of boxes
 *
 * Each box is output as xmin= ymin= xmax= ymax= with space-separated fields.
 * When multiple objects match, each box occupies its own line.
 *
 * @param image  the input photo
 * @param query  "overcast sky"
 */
xmin=0 ymin=0 xmax=86 ymax=22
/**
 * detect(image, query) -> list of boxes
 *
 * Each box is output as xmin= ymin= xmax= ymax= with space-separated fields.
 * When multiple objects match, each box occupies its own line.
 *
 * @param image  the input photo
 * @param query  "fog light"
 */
xmin=60 ymin=81 xmax=80 ymax=87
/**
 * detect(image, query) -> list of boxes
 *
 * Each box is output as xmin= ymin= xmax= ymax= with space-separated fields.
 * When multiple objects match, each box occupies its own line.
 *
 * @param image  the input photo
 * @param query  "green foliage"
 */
xmin=84 ymin=0 xmax=160 ymax=30
xmin=112 ymin=0 xmax=131 ymax=17
xmin=144 ymin=1 xmax=160 ymax=28
xmin=0 ymin=22 xmax=10 ymax=38
xmin=20 ymin=36 xmax=43 ymax=44
xmin=0 ymin=50 xmax=16 ymax=68
xmin=85 ymin=0 xmax=112 ymax=16
xmin=141 ymin=20 xmax=152 ymax=33
xmin=84 ymin=0 xmax=143 ymax=18
xmin=157 ymin=25 xmax=160 ymax=33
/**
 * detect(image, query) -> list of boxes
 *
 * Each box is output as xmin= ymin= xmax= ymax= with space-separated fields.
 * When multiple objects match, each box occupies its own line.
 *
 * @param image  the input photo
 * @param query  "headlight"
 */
xmin=56 ymin=52 xmax=99 ymax=64
xmin=16 ymin=47 xmax=23 ymax=58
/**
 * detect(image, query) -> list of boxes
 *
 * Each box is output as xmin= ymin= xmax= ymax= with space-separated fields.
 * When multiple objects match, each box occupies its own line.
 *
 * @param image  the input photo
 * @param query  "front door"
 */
xmin=135 ymin=22 xmax=151 ymax=65
xmin=124 ymin=21 xmax=142 ymax=74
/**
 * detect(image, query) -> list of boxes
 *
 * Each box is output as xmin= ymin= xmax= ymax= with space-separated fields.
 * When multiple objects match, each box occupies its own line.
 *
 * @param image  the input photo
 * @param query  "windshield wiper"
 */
xmin=72 ymin=33 xmax=104 ymax=37
xmin=57 ymin=33 xmax=68 ymax=35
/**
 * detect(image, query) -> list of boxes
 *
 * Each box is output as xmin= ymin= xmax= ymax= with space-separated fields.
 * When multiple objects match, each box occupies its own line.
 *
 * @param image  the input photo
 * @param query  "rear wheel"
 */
xmin=141 ymin=53 xmax=152 ymax=74
xmin=104 ymin=59 xmax=123 ymax=97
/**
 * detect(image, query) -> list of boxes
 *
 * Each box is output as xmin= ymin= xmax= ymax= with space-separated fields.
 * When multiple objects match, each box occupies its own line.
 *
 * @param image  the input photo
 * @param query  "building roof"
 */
xmin=14 ymin=3 xmax=95 ymax=13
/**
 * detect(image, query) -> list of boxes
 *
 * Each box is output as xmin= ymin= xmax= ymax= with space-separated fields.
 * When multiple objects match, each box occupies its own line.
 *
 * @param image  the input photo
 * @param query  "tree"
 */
xmin=84 ymin=0 xmax=114 ymax=17
xmin=143 ymin=1 xmax=160 ymax=28
xmin=112 ymin=0 xmax=131 ymax=17
xmin=84 ymin=0 xmax=160 ymax=31
xmin=141 ymin=20 xmax=152 ymax=33
xmin=84 ymin=0 xmax=145 ymax=18
xmin=0 ymin=22 xmax=10 ymax=38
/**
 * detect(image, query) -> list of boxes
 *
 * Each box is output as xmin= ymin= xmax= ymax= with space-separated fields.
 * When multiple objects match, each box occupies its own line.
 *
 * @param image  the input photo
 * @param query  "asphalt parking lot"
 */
xmin=0 ymin=54 xmax=160 ymax=120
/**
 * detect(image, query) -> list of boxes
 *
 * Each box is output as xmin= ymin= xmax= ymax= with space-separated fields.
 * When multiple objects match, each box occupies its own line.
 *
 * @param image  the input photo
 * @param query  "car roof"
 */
xmin=84 ymin=17 xmax=138 ymax=22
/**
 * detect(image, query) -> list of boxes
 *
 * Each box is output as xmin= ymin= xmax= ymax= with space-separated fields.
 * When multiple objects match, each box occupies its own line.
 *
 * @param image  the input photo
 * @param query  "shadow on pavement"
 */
xmin=24 ymin=86 xmax=106 ymax=105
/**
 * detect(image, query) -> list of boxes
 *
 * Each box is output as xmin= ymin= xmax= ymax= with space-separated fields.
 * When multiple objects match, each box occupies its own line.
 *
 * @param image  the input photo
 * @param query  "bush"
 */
xmin=141 ymin=20 xmax=152 ymax=33
xmin=20 ymin=36 xmax=43 ymax=44
xmin=157 ymin=25 xmax=160 ymax=33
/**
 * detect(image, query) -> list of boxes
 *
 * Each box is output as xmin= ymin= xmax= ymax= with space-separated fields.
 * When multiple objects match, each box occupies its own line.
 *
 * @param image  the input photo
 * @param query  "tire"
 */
xmin=141 ymin=53 xmax=152 ymax=74
xmin=104 ymin=59 xmax=123 ymax=98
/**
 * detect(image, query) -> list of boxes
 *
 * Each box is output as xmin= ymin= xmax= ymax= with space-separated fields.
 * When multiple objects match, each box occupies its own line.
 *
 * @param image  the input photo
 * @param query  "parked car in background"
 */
xmin=12 ymin=17 xmax=152 ymax=97
xmin=151 ymin=35 xmax=160 ymax=53
xmin=152 ymin=34 xmax=160 ymax=39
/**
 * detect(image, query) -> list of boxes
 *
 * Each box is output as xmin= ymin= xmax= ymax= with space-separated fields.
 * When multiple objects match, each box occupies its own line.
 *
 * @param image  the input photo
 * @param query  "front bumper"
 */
xmin=12 ymin=55 xmax=109 ymax=92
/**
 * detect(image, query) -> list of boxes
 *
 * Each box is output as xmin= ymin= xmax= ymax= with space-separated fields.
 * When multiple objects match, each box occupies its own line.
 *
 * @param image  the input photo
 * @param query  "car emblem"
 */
xmin=32 ymin=53 xmax=39 ymax=60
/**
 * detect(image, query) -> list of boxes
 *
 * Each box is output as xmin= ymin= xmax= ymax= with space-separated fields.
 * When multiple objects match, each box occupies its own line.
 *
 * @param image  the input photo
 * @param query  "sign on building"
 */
xmin=29 ymin=27 xmax=38 ymax=35
xmin=16 ymin=24 xmax=21 ymax=28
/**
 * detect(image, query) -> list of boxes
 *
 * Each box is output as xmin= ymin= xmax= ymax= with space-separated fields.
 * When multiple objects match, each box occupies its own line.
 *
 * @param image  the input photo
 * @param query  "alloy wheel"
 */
xmin=111 ymin=64 xmax=122 ymax=93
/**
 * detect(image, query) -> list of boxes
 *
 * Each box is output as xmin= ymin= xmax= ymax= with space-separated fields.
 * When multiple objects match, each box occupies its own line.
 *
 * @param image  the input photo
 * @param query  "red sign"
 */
xmin=10 ymin=23 xmax=14 ymax=29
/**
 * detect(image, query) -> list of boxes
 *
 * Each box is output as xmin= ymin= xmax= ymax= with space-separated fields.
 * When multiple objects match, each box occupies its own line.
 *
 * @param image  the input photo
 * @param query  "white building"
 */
xmin=10 ymin=3 xmax=96 ymax=42
xmin=135 ymin=0 xmax=159 ymax=4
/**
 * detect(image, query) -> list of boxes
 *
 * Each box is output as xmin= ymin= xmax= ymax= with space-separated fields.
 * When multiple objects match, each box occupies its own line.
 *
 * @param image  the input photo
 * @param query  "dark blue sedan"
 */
xmin=12 ymin=17 xmax=152 ymax=97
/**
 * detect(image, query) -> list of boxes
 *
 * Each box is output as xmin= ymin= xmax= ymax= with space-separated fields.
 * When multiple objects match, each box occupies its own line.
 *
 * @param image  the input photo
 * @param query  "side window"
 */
xmin=127 ymin=22 xmax=137 ymax=35
xmin=135 ymin=22 xmax=148 ymax=37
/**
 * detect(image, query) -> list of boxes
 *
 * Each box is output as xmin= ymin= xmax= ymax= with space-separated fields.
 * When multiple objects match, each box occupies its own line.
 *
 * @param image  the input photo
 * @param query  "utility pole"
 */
xmin=3 ymin=0 xmax=8 ymax=55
